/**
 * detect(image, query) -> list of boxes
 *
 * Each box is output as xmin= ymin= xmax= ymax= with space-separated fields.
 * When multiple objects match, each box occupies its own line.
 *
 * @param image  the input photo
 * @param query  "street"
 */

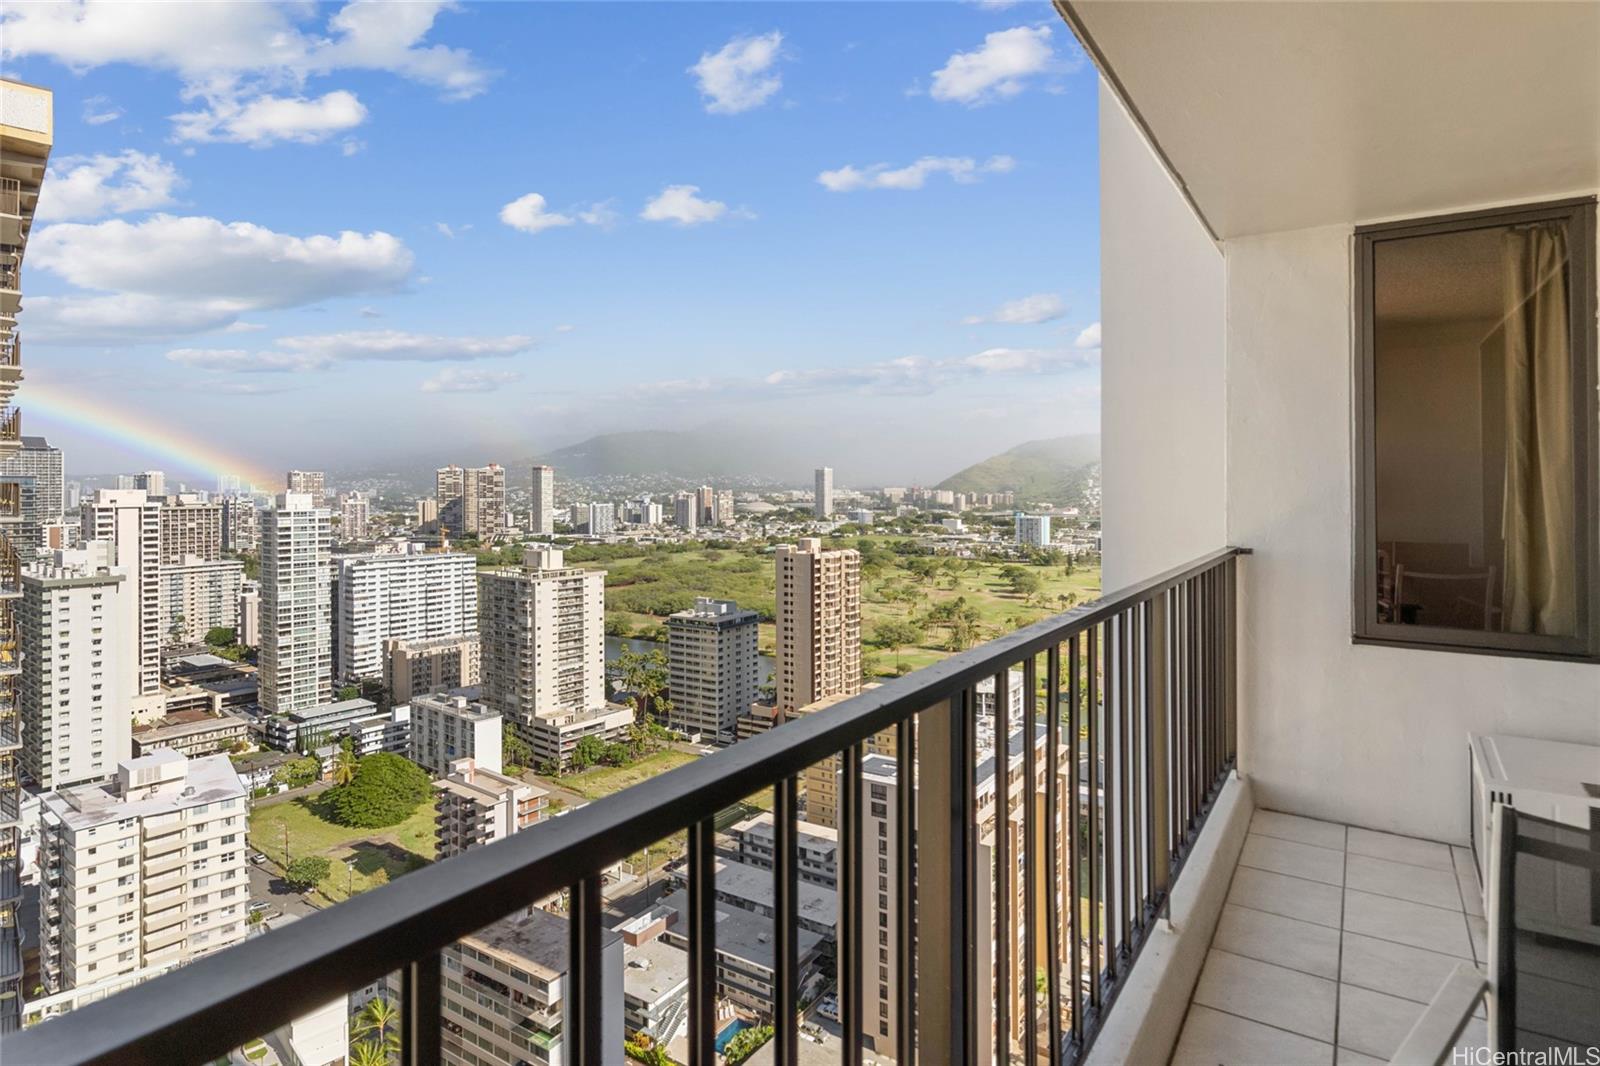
xmin=247 ymin=862 xmax=320 ymax=919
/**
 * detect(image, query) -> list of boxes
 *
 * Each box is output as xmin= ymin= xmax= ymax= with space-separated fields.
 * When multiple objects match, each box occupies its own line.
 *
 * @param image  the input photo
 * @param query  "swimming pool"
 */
xmin=714 ymin=1018 xmax=753 ymax=1054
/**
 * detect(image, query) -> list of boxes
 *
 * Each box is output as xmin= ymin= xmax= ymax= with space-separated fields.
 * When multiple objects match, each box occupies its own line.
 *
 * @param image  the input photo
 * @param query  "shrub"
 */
xmin=284 ymin=856 xmax=330 ymax=890
xmin=722 ymin=1024 xmax=773 ymax=1065
xmin=324 ymin=753 xmax=432 ymax=828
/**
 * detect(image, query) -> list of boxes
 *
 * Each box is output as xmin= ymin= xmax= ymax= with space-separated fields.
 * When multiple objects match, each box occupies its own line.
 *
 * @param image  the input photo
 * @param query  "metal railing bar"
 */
xmin=401 ymin=951 xmax=441 ymax=1066
xmin=569 ymin=876 xmax=605 ymax=1065
xmin=1086 ymin=624 xmax=1101 ymax=1010
xmin=894 ymin=714 xmax=916 ymax=1066
xmin=994 ymin=668 xmax=1012 ymax=1063
xmin=1045 ymin=642 xmax=1064 ymax=1064
xmin=841 ymin=742 xmax=863 ymax=1065
xmin=1067 ymin=633 xmax=1081 ymax=1043
xmin=1022 ymin=652 xmax=1039 ymax=1066
xmin=688 ymin=818 xmax=717 ymax=1066
xmin=775 ymin=775 xmax=799 ymax=1066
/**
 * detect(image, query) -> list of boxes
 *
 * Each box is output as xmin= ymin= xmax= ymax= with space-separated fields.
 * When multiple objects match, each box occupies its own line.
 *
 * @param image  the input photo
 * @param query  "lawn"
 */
xmin=248 ymin=793 xmax=437 ymax=903
xmin=544 ymin=749 xmax=699 ymax=802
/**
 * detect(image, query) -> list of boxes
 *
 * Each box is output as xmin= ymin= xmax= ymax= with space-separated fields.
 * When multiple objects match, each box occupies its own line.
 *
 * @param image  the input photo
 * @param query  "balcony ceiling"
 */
xmin=1067 ymin=1 xmax=1600 ymax=239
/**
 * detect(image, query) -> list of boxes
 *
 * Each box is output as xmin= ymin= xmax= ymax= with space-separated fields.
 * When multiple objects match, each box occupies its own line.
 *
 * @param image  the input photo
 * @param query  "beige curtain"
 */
xmin=1501 ymin=223 xmax=1576 ymax=636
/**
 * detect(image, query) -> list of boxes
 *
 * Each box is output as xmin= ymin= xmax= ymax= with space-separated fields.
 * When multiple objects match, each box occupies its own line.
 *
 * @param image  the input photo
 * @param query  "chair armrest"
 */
xmin=1388 ymin=962 xmax=1488 ymax=1066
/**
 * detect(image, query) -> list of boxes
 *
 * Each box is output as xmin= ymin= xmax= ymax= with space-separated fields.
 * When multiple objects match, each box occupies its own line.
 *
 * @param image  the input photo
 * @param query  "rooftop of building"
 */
xmin=276 ymin=698 xmax=376 ymax=724
xmin=41 ymin=753 xmax=245 ymax=830
xmin=412 ymin=692 xmax=496 ymax=721
xmin=384 ymin=633 xmax=479 ymax=652
xmin=659 ymin=888 xmax=823 ymax=969
xmin=464 ymin=906 xmax=618 ymax=979
xmin=728 ymin=811 xmax=838 ymax=850
xmin=133 ymin=711 xmax=247 ymax=740
xmin=621 ymin=938 xmax=688 ymax=1004
xmin=705 ymin=857 xmax=837 ymax=930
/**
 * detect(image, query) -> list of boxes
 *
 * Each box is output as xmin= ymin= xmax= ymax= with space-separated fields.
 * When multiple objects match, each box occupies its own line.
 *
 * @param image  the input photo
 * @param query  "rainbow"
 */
xmin=22 ymin=380 xmax=281 ymax=490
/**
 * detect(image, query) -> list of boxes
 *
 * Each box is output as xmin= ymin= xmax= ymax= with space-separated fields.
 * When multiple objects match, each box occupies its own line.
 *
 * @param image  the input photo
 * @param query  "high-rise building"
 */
xmin=382 ymin=634 xmax=479 ymax=703
xmin=0 ymin=435 xmax=63 ymax=527
xmin=1014 ymin=512 xmax=1052 ymax=548
xmin=434 ymin=757 xmax=547 ymax=861
xmin=80 ymin=489 xmax=162 ymax=696
xmin=410 ymin=693 xmax=503 ymax=776
xmin=20 ymin=544 xmax=134 ymax=790
xmin=0 ymin=76 xmax=51 ymax=1032
xmin=238 ymin=582 xmax=260 ymax=646
xmin=435 ymin=466 xmax=464 ymax=536
xmin=38 ymin=751 xmax=249 ymax=995
xmin=220 ymin=494 xmax=257 ymax=553
xmin=585 ymin=501 xmax=614 ymax=536
xmin=333 ymin=549 xmax=476 ymax=683
xmin=439 ymin=908 xmax=621 ymax=1066
xmin=530 ymin=464 xmax=555 ymax=535
xmin=216 ymin=474 xmax=242 ymax=495
xmin=158 ymin=555 xmax=244 ymax=646
xmin=133 ymin=471 xmax=165 ymax=498
xmin=462 ymin=464 xmax=505 ymax=540
xmin=666 ymin=598 xmax=759 ymax=745
xmin=695 ymin=485 xmax=716 ymax=525
xmin=158 ymin=493 xmax=223 ymax=564
xmin=774 ymin=538 xmax=861 ymax=714
xmin=415 ymin=498 xmax=438 ymax=527
xmin=672 ymin=492 xmax=697 ymax=534
xmin=337 ymin=491 xmax=369 ymax=542
xmin=285 ymin=471 xmax=326 ymax=508
xmin=714 ymin=490 xmax=735 ymax=526
xmin=814 ymin=466 xmax=834 ymax=518
xmin=259 ymin=492 xmax=332 ymax=714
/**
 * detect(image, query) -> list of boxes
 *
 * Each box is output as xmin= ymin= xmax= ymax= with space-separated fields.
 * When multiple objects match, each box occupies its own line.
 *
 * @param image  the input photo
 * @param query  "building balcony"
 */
xmin=142 ymin=833 xmax=186 ymax=859
xmin=142 ymin=925 xmax=186 ymax=955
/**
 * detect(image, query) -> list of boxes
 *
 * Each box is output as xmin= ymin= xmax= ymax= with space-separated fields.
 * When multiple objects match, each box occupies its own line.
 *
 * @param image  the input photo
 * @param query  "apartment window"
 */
xmin=1355 ymin=198 xmax=1598 ymax=660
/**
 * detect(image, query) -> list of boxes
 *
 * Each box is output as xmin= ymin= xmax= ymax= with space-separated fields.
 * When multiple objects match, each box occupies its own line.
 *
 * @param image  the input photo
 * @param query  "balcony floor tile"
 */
xmin=1344 ymin=853 xmax=1463 ymax=910
xmin=1251 ymin=809 xmax=1349 ymax=851
xmin=1191 ymin=948 xmax=1338 ymax=1042
xmin=1342 ymin=889 xmax=1473 ymax=959
xmin=1238 ymin=833 xmax=1346 ymax=886
xmin=1213 ymin=903 xmax=1341 ymax=979
xmin=1172 ymin=1004 xmax=1334 ymax=1066
xmin=1346 ymin=827 xmax=1454 ymax=872
xmin=1226 ymin=866 xmax=1344 ymax=929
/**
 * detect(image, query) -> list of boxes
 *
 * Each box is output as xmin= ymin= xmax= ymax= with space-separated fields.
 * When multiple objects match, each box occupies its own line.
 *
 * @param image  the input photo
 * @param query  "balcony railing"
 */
xmin=3 ymin=547 xmax=1246 ymax=1066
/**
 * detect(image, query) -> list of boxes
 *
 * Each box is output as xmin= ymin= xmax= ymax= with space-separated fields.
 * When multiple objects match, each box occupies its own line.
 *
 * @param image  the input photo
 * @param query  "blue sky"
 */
xmin=3 ymin=1 xmax=1100 ymax=486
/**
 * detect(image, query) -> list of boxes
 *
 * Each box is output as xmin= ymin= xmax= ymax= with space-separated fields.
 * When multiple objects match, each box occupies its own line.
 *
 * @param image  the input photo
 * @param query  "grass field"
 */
xmin=578 ymin=538 xmax=1101 ymax=678
xmin=248 ymin=794 xmax=437 ymax=903
xmin=543 ymin=749 xmax=699 ymax=801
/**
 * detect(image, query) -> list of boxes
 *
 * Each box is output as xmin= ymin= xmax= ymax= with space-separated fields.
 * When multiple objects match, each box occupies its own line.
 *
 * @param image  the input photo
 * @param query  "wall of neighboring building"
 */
xmin=1224 ymin=217 xmax=1600 ymax=843
xmin=1098 ymin=82 xmax=1227 ymax=589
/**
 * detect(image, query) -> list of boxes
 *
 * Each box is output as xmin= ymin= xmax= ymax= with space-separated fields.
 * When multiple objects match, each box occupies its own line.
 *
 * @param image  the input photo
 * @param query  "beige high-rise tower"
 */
xmin=530 ymin=465 xmax=555 ymax=536
xmin=775 ymin=538 xmax=861 ymax=714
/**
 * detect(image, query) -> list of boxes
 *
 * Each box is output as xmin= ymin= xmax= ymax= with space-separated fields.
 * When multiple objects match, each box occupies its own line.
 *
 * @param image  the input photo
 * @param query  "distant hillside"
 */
xmin=535 ymin=429 xmax=799 ymax=482
xmin=937 ymin=435 xmax=1100 ymax=504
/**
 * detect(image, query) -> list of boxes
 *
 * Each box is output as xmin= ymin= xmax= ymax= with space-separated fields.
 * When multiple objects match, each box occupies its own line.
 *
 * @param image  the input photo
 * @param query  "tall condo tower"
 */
xmin=259 ymin=492 xmax=332 ymax=713
xmin=530 ymin=464 xmax=555 ymax=536
xmin=814 ymin=466 xmax=834 ymax=518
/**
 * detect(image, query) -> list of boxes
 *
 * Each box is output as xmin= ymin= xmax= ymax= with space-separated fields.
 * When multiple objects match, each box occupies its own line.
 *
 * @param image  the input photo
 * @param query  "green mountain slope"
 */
xmin=936 ymin=434 xmax=1100 ymax=504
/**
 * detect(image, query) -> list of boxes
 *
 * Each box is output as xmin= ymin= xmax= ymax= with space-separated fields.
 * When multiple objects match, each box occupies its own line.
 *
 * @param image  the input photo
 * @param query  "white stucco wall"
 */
xmin=1225 ymin=224 xmax=1600 ymax=844
xmin=1098 ymin=82 xmax=1226 ymax=590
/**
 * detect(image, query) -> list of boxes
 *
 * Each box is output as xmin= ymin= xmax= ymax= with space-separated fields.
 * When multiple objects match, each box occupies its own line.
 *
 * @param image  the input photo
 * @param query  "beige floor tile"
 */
xmin=1251 ymin=810 xmax=1348 ymax=851
xmin=1347 ymin=827 xmax=1453 ymax=871
xmin=1340 ymin=932 xmax=1484 ymax=1015
xmin=1213 ymin=904 xmax=1341 ymax=979
xmin=1334 ymin=1049 xmax=1386 ymax=1066
xmin=1336 ymin=984 xmax=1425 ymax=1061
xmin=1172 ymin=1004 xmax=1335 ymax=1066
xmin=1342 ymin=889 xmax=1473 ymax=958
xmin=1345 ymin=853 xmax=1463 ymax=911
xmin=1228 ymin=866 xmax=1344 ymax=929
xmin=1239 ymin=833 xmax=1345 ymax=886
xmin=1192 ymin=949 xmax=1337 ymax=1043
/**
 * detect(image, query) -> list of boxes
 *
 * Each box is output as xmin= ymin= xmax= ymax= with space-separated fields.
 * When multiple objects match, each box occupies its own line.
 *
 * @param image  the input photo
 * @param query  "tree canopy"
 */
xmin=324 ymin=753 xmax=432 ymax=828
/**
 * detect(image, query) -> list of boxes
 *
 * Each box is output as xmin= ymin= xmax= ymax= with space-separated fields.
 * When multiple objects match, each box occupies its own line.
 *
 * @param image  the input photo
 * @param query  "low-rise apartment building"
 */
xmin=130 ymin=712 xmax=248 ymax=759
xmin=433 ymin=757 xmax=546 ymax=861
xmin=411 ymin=693 xmax=502 ymax=776
xmin=261 ymin=697 xmax=377 ymax=753
xmin=383 ymin=634 xmax=480 ymax=703
xmin=520 ymin=703 xmax=633 ymax=771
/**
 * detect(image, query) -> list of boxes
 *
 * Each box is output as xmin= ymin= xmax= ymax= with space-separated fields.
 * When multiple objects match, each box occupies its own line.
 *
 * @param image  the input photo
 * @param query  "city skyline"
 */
xmin=1 ymin=2 xmax=1101 ymax=484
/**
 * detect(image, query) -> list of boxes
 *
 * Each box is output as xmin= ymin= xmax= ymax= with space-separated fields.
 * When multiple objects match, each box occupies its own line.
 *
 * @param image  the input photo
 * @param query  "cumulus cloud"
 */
xmin=172 ymin=89 xmax=368 ymax=146
xmin=420 ymin=367 xmax=523 ymax=393
xmin=688 ymin=31 xmax=784 ymax=114
xmin=26 ymin=214 xmax=414 ymax=344
xmin=36 ymin=151 xmax=183 ymax=222
xmin=963 ymin=292 xmax=1066 ymax=326
xmin=931 ymin=26 xmax=1054 ymax=105
xmin=0 ymin=1 xmax=492 ymax=142
xmin=81 ymin=95 xmax=123 ymax=125
xmin=817 ymin=154 xmax=1015 ymax=192
xmin=499 ymin=194 xmax=615 ymax=235
xmin=640 ymin=185 xmax=743 ymax=226
xmin=165 ymin=329 xmax=535 ymax=373
xmin=1074 ymin=321 xmax=1101 ymax=349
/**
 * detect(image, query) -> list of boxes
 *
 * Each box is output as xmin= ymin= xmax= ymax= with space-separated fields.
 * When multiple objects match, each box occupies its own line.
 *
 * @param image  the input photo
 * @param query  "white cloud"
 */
xmin=640 ymin=185 xmax=735 ymax=226
xmin=0 ymin=1 xmax=491 ymax=142
xmin=81 ymin=95 xmax=122 ymax=125
xmin=688 ymin=31 xmax=784 ymax=114
xmin=27 ymin=214 xmax=413 ymax=344
xmin=1074 ymin=321 xmax=1101 ymax=349
xmin=36 ymin=151 xmax=183 ymax=222
xmin=166 ymin=329 xmax=534 ymax=374
xmin=358 ymin=306 xmax=383 ymax=318
xmin=435 ymin=222 xmax=455 ymax=238
xmin=817 ymin=154 xmax=1015 ymax=192
xmin=172 ymin=89 xmax=368 ymax=146
xmin=553 ymin=323 xmax=575 ymax=333
xmin=499 ymin=193 xmax=574 ymax=234
xmin=420 ymin=367 xmax=523 ymax=393
xmin=963 ymin=292 xmax=1067 ymax=326
xmin=576 ymin=200 xmax=620 ymax=229
xmin=931 ymin=26 xmax=1054 ymax=105
xmin=223 ymin=320 xmax=267 ymax=333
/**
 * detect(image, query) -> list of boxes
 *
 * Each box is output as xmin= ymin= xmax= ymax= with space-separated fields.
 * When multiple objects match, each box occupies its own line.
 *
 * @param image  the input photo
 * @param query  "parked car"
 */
xmin=816 ymin=994 xmax=839 ymax=1022
xmin=249 ymin=852 xmax=268 ymax=865
xmin=248 ymin=900 xmax=272 ymax=914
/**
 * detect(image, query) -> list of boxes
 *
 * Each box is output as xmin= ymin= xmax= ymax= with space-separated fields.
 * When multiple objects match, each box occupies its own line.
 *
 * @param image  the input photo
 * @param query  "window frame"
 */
xmin=1353 ymin=196 xmax=1599 ymax=662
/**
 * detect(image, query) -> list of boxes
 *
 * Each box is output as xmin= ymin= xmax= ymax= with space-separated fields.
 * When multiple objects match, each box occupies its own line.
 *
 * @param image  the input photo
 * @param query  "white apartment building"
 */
xmin=714 ymin=490 xmax=734 ymax=526
xmin=158 ymin=495 xmax=222 ymax=564
xmin=433 ymin=756 xmax=546 ymax=861
xmin=410 ymin=693 xmax=503 ymax=776
xmin=478 ymin=547 xmax=607 ymax=735
xmin=671 ymin=493 xmax=696 ymax=534
xmin=461 ymin=465 xmax=505 ymax=541
xmin=382 ymin=633 xmax=479 ymax=703
xmin=584 ymin=502 xmax=614 ymax=536
xmin=237 ymin=582 xmax=259 ymax=647
xmin=19 ymin=545 xmax=134 ymax=790
xmin=530 ymin=464 xmax=555 ymax=536
xmin=220 ymin=495 xmax=256 ymax=553
xmin=1014 ymin=512 xmax=1052 ymax=549
xmin=521 ymin=703 xmax=634 ymax=771
xmin=333 ymin=549 xmax=476 ymax=684
xmin=774 ymin=538 xmax=861 ymax=714
xmin=258 ymin=493 xmax=331 ymax=715
xmin=157 ymin=555 xmax=243 ymax=646
xmin=0 ymin=434 xmax=63 ymax=526
xmin=338 ymin=492 xmax=369 ymax=542
xmin=38 ymin=751 xmax=249 ymax=994
xmin=665 ymin=598 xmax=759 ymax=745
xmin=415 ymin=498 xmax=437 ymax=527
xmin=284 ymin=471 xmax=325 ymax=508
xmin=813 ymin=466 xmax=833 ymax=518
xmin=80 ymin=489 xmax=161 ymax=697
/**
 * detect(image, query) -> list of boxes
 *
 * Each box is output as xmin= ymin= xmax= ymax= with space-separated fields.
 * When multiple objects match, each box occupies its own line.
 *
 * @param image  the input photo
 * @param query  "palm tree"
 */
xmin=348 ymin=1038 xmax=390 ymax=1066
xmin=331 ymin=738 xmax=358 ymax=786
xmin=353 ymin=996 xmax=400 ymax=1061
